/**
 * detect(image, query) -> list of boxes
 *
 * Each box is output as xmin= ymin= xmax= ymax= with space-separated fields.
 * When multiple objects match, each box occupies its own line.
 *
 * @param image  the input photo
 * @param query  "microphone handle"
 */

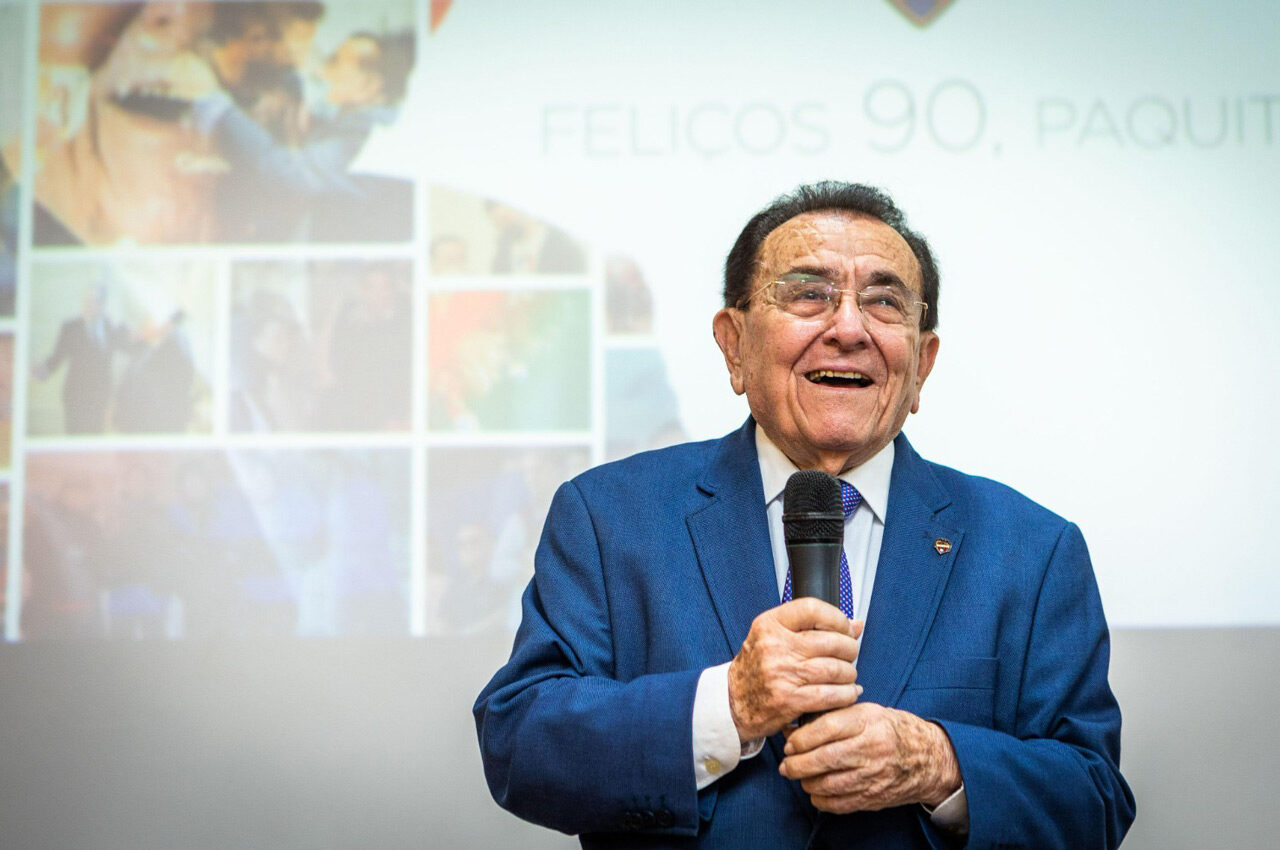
xmin=786 ymin=541 xmax=842 ymax=607
xmin=786 ymin=540 xmax=844 ymax=725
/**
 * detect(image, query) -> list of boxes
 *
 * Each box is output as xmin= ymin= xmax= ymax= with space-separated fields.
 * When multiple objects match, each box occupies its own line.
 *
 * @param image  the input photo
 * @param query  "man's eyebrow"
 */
xmin=865 ymin=269 xmax=911 ymax=290
xmin=780 ymin=264 xmax=840 ymax=279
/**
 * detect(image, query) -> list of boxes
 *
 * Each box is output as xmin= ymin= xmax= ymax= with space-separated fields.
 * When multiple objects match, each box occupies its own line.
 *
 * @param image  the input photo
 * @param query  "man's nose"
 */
xmin=824 ymin=292 xmax=871 ymax=346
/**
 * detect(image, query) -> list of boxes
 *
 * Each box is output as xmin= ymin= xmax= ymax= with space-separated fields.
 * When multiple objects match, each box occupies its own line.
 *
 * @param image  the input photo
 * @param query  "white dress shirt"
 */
xmin=689 ymin=428 xmax=967 ymax=832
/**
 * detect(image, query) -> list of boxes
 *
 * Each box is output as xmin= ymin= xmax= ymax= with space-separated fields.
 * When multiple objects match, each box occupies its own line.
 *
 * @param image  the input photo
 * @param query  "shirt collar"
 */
xmin=754 ymin=424 xmax=894 ymax=523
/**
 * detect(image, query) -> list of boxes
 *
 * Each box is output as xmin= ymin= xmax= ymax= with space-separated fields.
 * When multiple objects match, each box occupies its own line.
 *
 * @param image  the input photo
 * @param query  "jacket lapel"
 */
xmin=686 ymin=419 xmax=778 ymax=658
xmin=687 ymin=420 xmax=815 ymax=813
xmin=856 ymin=433 xmax=964 ymax=707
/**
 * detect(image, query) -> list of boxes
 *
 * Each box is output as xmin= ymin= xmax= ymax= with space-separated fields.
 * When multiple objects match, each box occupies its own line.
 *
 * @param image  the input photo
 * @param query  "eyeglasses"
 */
xmin=739 ymin=273 xmax=928 ymax=328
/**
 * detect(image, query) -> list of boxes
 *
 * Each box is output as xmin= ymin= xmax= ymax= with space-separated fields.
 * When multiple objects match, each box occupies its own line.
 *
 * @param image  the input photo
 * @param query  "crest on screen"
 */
xmin=888 ymin=0 xmax=954 ymax=27
xmin=431 ymin=0 xmax=453 ymax=32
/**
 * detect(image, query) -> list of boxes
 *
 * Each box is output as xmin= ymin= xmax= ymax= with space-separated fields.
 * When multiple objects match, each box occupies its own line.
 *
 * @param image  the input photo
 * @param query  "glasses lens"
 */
xmin=858 ymin=286 xmax=914 ymax=325
xmin=773 ymin=276 xmax=834 ymax=318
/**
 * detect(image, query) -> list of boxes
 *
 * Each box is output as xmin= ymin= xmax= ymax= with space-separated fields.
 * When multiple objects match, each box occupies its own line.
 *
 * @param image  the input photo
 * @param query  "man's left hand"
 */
xmin=778 ymin=702 xmax=961 ymax=813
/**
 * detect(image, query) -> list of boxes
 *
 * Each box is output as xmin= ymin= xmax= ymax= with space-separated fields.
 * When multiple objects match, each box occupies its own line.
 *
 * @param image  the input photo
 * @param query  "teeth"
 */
xmin=807 ymin=370 xmax=869 ymax=381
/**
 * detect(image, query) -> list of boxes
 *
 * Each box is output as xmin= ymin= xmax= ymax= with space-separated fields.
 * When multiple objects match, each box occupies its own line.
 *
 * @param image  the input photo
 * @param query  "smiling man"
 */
xmin=475 ymin=182 xmax=1135 ymax=849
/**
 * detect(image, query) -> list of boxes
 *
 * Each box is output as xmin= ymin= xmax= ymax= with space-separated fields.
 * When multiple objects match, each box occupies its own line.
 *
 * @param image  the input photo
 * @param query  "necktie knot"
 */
xmin=782 ymin=478 xmax=861 ymax=618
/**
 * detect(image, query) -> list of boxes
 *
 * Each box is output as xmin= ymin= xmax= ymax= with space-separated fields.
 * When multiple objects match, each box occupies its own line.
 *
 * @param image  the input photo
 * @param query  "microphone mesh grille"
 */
xmin=782 ymin=470 xmax=844 ymax=544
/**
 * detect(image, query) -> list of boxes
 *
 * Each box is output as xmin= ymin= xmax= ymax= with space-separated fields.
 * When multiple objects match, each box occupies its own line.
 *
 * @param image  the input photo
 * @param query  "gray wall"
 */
xmin=1 ymin=629 xmax=1275 ymax=849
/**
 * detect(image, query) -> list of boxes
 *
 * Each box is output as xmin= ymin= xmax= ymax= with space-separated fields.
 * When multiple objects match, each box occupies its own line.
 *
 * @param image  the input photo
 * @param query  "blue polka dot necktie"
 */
xmin=781 ymin=479 xmax=861 ymax=618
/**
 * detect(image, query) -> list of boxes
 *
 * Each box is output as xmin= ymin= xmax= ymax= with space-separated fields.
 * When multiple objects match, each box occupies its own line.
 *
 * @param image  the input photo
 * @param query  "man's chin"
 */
xmin=89 ymin=100 xmax=220 ymax=243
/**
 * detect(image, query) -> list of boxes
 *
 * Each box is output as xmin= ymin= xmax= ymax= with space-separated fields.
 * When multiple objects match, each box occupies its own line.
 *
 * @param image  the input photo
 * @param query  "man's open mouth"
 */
xmin=805 ymin=369 xmax=872 ymax=388
xmin=111 ymin=87 xmax=191 ymax=122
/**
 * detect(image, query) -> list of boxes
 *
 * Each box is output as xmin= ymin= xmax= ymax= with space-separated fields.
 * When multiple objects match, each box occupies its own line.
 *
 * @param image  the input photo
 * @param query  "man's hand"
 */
xmin=778 ymin=702 xmax=962 ymax=813
xmin=727 ymin=598 xmax=862 ymax=742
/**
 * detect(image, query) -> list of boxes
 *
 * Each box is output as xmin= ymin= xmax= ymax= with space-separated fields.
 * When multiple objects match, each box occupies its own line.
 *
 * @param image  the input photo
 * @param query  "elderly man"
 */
xmin=474 ymin=182 xmax=1135 ymax=849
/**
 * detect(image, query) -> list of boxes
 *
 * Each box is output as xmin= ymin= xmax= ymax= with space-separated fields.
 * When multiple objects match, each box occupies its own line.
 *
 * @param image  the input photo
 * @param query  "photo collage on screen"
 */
xmin=0 ymin=0 xmax=686 ymax=641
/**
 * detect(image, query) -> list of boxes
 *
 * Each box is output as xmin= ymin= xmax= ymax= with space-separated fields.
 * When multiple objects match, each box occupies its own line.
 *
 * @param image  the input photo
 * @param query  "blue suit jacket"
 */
xmin=475 ymin=421 xmax=1135 ymax=848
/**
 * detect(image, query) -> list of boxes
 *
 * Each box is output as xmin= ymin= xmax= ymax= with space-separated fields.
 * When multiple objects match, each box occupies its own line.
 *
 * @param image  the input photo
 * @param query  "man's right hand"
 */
xmin=727 ymin=598 xmax=863 ymax=743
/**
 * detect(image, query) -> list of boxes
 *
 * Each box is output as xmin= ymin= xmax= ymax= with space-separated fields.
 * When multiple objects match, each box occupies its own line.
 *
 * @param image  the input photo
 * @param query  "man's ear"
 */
xmin=712 ymin=308 xmax=747 ymax=396
xmin=910 ymin=331 xmax=940 ymax=414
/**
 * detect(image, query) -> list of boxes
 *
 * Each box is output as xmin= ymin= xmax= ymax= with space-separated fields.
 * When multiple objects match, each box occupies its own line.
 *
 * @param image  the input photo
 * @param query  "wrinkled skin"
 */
xmin=780 ymin=701 xmax=961 ymax=811
xmin=713 ymin=210 xmax=939 ymax=477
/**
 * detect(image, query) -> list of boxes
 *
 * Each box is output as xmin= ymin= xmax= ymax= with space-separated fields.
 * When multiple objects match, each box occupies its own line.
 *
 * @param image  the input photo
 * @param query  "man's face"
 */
xmin=36 ymin=1 xmax=220 ymax=244
xmin=277 ymin=18 xmax=319 ymax=70
xmin=712 ymin=210 xmax=939 ymax=475
xmin=321 ymin=37 xmax=382 ymax=107
xmin=238 ymin=20 xmax=278 ymax=65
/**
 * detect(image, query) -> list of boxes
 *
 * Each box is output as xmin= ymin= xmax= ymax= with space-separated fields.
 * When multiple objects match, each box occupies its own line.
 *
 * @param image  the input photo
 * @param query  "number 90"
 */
xmin=863 ymin=79 xmax=986 ymax=153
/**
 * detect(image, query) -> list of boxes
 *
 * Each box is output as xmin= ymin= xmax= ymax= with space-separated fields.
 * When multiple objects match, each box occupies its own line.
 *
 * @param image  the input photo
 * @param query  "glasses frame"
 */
xmin=736 ymin=274 xmax=930 ymax=328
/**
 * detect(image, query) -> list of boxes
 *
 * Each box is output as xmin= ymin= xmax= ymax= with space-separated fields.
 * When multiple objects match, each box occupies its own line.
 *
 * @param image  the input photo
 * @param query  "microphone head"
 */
xmin=782 ymin=470 xmax=844 ymax=544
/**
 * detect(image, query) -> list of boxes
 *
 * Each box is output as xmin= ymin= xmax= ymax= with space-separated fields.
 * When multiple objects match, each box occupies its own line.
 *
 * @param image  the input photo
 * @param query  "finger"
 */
xmin=789 ymin=683 xmax=862 ymax=719
xmin=792 ymin=629 xmax=860 ymax=663
xmin=780 ymin=737 xmax=864 ymax=781
xmin=773 ymin=597 xmax=855 ymax=634
xmin=798 ymin=764 xmax=866 ymax=795
xmin=809 ymin=792 xmax=871 ymax=815
xmin=795 ymin=656 xmax=858 ymax=686
xmin=785 ymin=702 xmax=874 ymax=755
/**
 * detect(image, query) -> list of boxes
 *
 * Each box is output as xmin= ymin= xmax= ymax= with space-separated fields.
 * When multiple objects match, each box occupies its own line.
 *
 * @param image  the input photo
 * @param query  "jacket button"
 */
xmin=654 ymin=809 xmax=674 ymax=828
xmin=621 ymin=812 xmax=642 ymax=831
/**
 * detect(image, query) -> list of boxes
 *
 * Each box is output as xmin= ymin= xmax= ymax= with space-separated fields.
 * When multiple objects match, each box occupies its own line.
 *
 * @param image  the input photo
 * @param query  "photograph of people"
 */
xmin=230 ymin=259 xmax=412 ymax=433
xmin=430 ymin=187 xmax=590 ymax=276
xmin=428 ymin=289 xmax=591 ymax=432
xmin=28 ymin=262 xmax=214 ymax=437
xmin=425 ymin=446 xmax=590 ymax=635
xmin=20 ymin=448 xmax=410 ymax=640
xmin=0 ymin=2 xmax=25 ymax=316
xmin=33 ymin=1 xmax=417 ymax=246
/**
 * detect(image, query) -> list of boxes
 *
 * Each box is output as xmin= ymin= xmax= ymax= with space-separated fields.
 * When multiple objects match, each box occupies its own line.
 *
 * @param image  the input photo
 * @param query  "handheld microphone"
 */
xmin=783 ymin=470 xmax=846 ymax=725
xmin=782 ymin=470 xmax=844 ymax=608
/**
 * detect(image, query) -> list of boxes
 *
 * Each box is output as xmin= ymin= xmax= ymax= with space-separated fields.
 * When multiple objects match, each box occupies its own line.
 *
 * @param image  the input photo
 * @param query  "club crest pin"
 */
xmin=933 ymin=538 xmax=952 ymax=555
xmin=888 ymin=0 xmax=954 ymax=27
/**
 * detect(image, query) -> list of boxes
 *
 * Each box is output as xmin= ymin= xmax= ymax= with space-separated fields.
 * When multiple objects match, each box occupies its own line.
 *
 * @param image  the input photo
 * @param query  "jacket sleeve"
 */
xmin=201 ymin=96 xmax=366 ymax=200
xmin=936 ymin=522 xmax=1136 ymax=849
xmin=39 ymin=321 xmax=74 ymax=374
xmin=473 ymin=479 xmax=704 ymax=837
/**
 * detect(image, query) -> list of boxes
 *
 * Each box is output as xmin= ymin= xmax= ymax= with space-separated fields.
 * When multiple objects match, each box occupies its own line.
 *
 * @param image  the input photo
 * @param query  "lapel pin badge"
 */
xmin=933 ymin=538 xmax=952 ymax=555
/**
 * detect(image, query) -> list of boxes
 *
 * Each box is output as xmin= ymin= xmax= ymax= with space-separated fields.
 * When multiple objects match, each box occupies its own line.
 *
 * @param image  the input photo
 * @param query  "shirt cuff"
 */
xmin=923 ymin=783 xmax=969 ymax=834
xmin=691 ymin=662 xmax=762 ymax=790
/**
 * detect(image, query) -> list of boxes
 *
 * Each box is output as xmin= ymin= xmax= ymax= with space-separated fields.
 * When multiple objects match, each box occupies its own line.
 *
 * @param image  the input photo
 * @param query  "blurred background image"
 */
xmin=32 ymin=0 xmax=417 ymax=246
xmin=425 ymin=445 xmax=590 ymax=635
xmin=230 ymin=259 xmax=413 ymax=432
xmin=26 ymin=261 xmax=214 ymax=436
xmin=0 ymin=2 xmax=24 ymax=317
xmin=21 ymin=447 xmax=410 ymax=639
xmin=429 ymin=187 xmax=590 ymax=276
xmin=428 ymin=288 xmax=591 ymax=432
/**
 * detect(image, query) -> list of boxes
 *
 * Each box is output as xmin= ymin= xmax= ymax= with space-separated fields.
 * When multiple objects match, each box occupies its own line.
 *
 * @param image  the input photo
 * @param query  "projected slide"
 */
xmin=0 ymin=0 xmax=687 ymax=640
xmin=1 ymin=0 xmax=1277 ymax=638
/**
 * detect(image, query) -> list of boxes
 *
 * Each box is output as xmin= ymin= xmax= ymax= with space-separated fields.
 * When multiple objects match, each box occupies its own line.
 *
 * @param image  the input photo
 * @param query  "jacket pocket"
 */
xmin=898 ymin=655 xmax=998 ymax=728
